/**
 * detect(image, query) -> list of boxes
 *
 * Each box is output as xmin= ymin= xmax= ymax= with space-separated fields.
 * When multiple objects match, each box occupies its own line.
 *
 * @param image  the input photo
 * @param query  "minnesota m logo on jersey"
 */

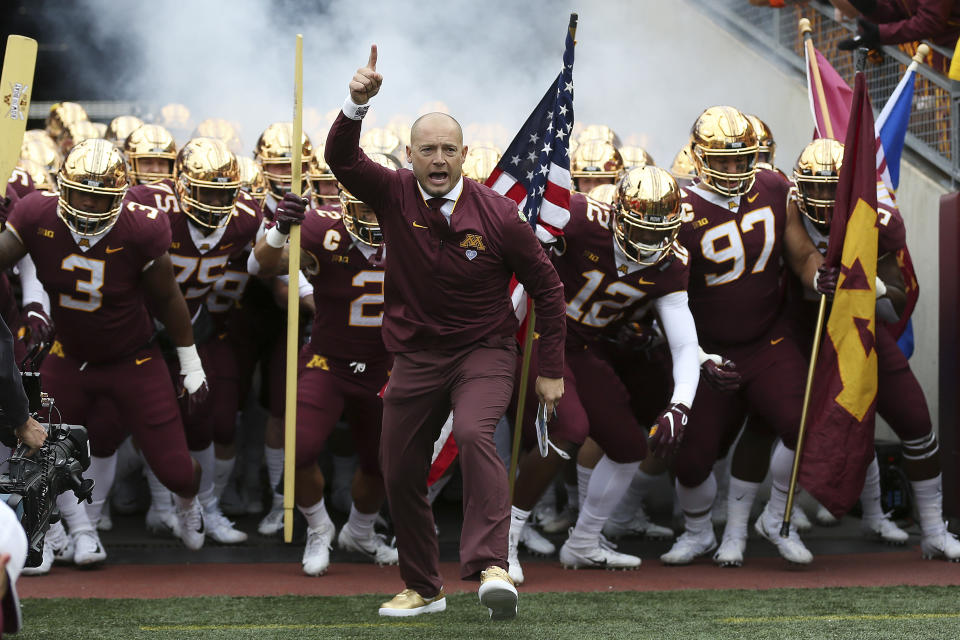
xmin=460 ymin=233 xmax=486 ymax=251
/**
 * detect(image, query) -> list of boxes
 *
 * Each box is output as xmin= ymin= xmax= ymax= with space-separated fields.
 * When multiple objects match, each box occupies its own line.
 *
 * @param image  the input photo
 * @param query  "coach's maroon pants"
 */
xmin=380 ymin=334 xmax=517 ymax=598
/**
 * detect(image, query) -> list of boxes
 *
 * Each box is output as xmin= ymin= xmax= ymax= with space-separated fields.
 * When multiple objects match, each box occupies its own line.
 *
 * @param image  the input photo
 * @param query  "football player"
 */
xmin=246 ymin=154 xmax=400 ymax=576
xmin=506 ymin=166 xmax=701 ymax=582
xmin=0 ymin=139 xmax=210 ymax=562
xmin=124 ymin=124 xmax=177 ymax=185
xmin=126 ymin=137 xmax=263 ymax=544
xmin=744 ymin=139 xmax=959 ymax=561
xmin=660 ymin=106 xmax=824 ymax=567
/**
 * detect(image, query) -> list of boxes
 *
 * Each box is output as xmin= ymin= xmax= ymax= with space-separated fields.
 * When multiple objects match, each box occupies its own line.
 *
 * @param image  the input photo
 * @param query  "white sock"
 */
xmin=114 ymin=437 xmax=142 ymax=479
xmin=191 ymin=444 xmax=217 ymax=511
xmin=724 ymin=476 xmax=760 ymax=540
xmin=609 ymin=468 xmax=656 ymax=527
xmin=912 ymin=475 xmax=946 ymax=537
xmin=345 ymin=504 xmax=377 ymax=539
xmin=537 ymin=482 xmax=557 ymax=511
xmin=264 ymin=445 xmax=284 ymax=501
xmin=575 ymin=466 xmax=591 ymax=512
xmin=297 ymin=498 xmax=333 ymax=531
xmin=860 ymin=455 xmax=883 ymax=521
xmin=214 ymin=456 xmax=236 ymax=499
xmin=57 ymin=492 xmax=94 ymax=534
xmin=145 ymin=463 xmax=174 ymax=513
xmin=174 ymin=494 xmax=198 ymax=511
xmin=84 ymin=454 xmax=118 ymax=526
xmin=676 ymin=474 xmax=717 ymax=534
xmin=510 ymin=505 xmax=532 ymax=540
xmin=766 ymin=441 xmax=796 ymax=520
xmin=569 ymin=457 xmax=640 ymax=546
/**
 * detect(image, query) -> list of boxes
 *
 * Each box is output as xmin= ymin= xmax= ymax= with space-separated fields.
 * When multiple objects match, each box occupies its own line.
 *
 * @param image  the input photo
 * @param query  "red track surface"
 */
xmin=18 ymin=550 xmax=960 ymax=599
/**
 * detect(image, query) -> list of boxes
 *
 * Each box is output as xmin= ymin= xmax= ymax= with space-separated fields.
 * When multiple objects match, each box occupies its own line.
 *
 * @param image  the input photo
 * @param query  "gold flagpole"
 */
xmin=283 ymin=33 xmax=304 ymax=543
xmin=508 ymin=12 xmax=578 ymax=502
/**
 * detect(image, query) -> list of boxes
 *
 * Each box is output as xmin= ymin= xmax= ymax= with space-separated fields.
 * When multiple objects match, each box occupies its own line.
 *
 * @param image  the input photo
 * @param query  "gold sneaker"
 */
xmin=378 ymin=588 xmax=447 ymax=617
xmin=478 ymin=566 xmax=518 ymax=620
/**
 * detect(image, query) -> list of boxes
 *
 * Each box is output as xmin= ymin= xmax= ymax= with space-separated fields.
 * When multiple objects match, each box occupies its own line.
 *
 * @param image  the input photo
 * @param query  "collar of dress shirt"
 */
xmin=417 ymin=176 xmax=464 ymax=219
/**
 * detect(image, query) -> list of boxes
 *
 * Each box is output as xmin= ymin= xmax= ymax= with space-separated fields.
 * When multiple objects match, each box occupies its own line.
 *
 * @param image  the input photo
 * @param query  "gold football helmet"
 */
xmin=571 ymin=140 xmax=624 ymax=181
xmin=745 ymin=114 xmax=776 ymax=170
xmin=613 ymin=166 xmax=682 ymax=266
xmin=462 ymin=146 xmax=502 ymax=183
xmin=793 ymin=138 xmax=844 ymax=226
xmin=46 ymin=102 xmax=88 ymax=142
xmin=192 ymin=118 xmax=243 ymax=154
xmin=669 ymin=141 xmax=697 ymax=185
xmin=619 ymin=146 xmax=655 ymax=170
xmin=308 ymin=145 xmax=339 ymax=206
xmin=158 ymin=103 xmax=192 ymax=130
xmin=254 ymin=122 xmax=313 ymax=201
xmin=57 ymin=138 xmax=128 ymax=236
xmin=21 ymin=138 xmax=62 ymax=175
xmin=587 ymin=183 xmax=617 ymax=205
xmin=237 ymin=156 xmax=268 ymax=207
xmin=175 ymin=137 xmax=241 ymax=230
xmin=359 ymin=128 xmax=404 ymax=161
xmin=691 ymin=106 xmax=758 ymax=196
xmin=105 ymin=115 xmax=144 ymax=144
xmin=124 ymin=124 xmax=177 ymax=185
xmin=577 ymin=124 xmax=622 ymax=147
xmin=16 ymin=158 xmax=55 ymax=192
xmin=340 ymin=152 xmax=397 ymax=247
xmin=60 ymin=120 xmax=101 ymax=155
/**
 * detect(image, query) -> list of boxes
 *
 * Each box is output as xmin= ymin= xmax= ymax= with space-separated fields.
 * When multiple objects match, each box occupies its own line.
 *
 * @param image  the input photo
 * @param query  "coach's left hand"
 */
xmin=535 ymin=376 xmax=564 ymax=416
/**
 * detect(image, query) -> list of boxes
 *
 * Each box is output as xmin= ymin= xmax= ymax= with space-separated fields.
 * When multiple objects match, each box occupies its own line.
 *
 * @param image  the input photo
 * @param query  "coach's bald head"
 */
xmin=407 ymin=112 xmax=468 ymax=197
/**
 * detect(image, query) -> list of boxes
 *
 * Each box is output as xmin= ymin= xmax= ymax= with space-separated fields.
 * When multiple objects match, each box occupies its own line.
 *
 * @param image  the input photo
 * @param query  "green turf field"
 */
xmin=20 ymin=586 xmax=960 ymax=639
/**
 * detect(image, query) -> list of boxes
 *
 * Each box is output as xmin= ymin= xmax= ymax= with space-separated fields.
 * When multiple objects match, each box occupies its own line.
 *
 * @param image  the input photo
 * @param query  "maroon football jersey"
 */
xmin=6 ymin=190 xmax=170 ymax=363
xmin=6 ymin=166 xmax=34 ymax=200
xmin=128 ymin=180 xmax=262 ymax=319
xmin=555 ymin=193 xmax=690 ymax=347
xmin=300 ymin=205 xmax=387 ymax=362
xmin=678 ymin=171 xmax=790 ymax=348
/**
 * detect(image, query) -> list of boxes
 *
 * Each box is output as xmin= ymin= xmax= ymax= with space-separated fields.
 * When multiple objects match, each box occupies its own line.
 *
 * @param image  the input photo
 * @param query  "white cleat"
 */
xmin=862 ymin=514 xmax=909 ymax=545
xmin=257 ymin=502 xmax=285 ymax=536
xmin=302 ymin=520 xmax=335 ymax=576
xmin=519 ymin=522 xmax=555 ymax=555
xmin=603 ymin=511 xmax=674 ymax=541
xmin=540 ymin=504 xmax=577 ymax=534
xmin=921 ymin=527 xmax=960 ymax=562
xmin=21 ymin=540 xmax=53 ymax=576
xmin=337 ymin=526 xmax=398 ymax=565
xmin=72 ymin=529 xmax=107 ymax=566
xmin=146 ymin=505 xmax=180 ymax=538
xmin=507 ymin=529 xmax=525 ymax=586
xmin=713 ymin=536 xmax=746 ymax=568
xmin=48 ymin=520 xmax=74 ymax=564
xmin=815 ymin=503 xmax=840 ymax=526
xmin=204 ymin=507 xmax=248 ymax=544
xmin=175 ymin=499 xmax=206 ymax=551
xmin=754 ymin=510 xmax=813 ymax=565
xmin=559 ymin=539 xmax=642 ymax=570
xmin=659 ymin=529 xmax=717 ymax=565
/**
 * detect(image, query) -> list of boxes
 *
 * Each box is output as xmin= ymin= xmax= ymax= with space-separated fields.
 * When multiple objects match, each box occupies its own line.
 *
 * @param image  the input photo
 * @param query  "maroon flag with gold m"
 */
xmin=798 ymin=72 xmax=880 ymax=518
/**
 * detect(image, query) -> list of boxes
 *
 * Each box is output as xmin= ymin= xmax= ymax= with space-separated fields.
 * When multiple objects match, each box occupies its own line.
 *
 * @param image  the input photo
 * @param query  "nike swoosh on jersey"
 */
xmin=770 ymin=337 xmax=784 ymax=345
xmin=135 ymin=357 xmax=152 ymax=365
xmin=412 ymin=221 xmax=427 ymax=229
xmin=105 ymin=246 xmax=124 ymax=253
xmin=747 ymin=193 xmax=759 ymax=203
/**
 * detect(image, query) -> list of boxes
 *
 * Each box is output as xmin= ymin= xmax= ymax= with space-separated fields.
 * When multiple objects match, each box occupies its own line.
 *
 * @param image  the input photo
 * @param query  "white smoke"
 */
xmin=47 ymin=0 xmax=812 ymax=169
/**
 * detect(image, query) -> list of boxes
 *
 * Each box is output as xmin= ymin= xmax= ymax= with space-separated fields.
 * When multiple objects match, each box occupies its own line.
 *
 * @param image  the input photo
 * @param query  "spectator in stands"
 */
xmin=835 ymin=0 xmax=960 ymax=50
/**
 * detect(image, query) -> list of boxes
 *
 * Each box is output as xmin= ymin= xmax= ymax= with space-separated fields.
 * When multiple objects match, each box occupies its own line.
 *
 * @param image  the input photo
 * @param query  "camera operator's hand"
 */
xmin=15 ymin=416 xmax=47 ymax=456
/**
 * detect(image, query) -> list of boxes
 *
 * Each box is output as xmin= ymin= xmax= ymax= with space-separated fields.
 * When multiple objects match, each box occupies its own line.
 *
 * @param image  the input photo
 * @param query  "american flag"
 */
xmin=486 ymin=17 xmax=575 ymax=244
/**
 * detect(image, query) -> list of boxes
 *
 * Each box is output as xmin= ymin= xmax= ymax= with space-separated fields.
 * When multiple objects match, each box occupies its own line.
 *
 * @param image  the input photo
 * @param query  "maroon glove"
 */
xmin=274 ymin=193 xmax=308 ymax=234
xmin=20 ymin=302 xmax=54 ymax=353
xmin=648 ymin=403 xmax=689 ymax=459
xmin=701 ymin=358 xmax=741 ymax=393
xmin=814 ymin=264 xmax=840 ymax=297
xmin=615 ymin=321 xmax=657 ymax=353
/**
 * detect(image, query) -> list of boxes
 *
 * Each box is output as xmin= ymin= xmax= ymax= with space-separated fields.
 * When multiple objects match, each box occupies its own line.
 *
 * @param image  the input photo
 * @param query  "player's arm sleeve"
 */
xmin=16 ymin=254 xmax=50 ymax=313
xmin=503 ymin=212 xmax=566 ymax=378
xmin=0 ymin=315 xmax=29 ymax=436
xmin=325 ymin=104 xmax=397 ymax=212
xmin=654 ymin=290 xmax=700 ymax=407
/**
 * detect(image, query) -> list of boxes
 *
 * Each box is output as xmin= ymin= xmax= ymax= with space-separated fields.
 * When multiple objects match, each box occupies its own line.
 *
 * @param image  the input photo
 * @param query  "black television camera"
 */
xmin=1 ymin=352 xmax=94 ymax=567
